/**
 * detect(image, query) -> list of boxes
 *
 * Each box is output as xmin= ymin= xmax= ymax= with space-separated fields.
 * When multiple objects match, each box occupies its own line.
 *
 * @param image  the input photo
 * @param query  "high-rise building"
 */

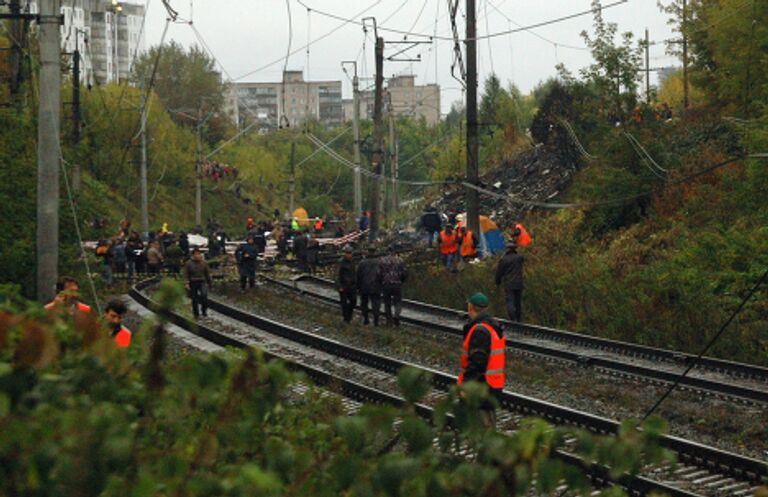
xmin=228 ymin=70 xmax=343 ymax=130
xmin=22 ymin=0 xmax=145 ymax=86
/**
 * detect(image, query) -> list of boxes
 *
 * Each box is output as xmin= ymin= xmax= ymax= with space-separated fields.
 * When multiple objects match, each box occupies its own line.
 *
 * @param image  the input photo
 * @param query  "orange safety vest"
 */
xmin=515 ymin=223 xmax=531 ymax=247
xmin=314 ymin=219 xmax=323 ymax=231
xmin=114 ymin=326 xmax=132 ymax=348
xmin=439 ymin=230 xmax=458 ymax=255
xmin=457 ymin=322 xmax=505 ymax=389
xmin=460 ymin=230 xmax=476 ymax=258
xmin=44 ymin=301 xmax=92 ymax=313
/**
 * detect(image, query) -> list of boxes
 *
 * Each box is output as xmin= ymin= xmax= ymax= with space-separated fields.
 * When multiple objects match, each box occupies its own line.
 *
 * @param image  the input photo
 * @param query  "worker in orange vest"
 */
xmin=103 ymin=300 xmax=132 ymax=348
xmin=458 ymin=292 xmax=505 ymax=427
xmin=438 ymin=225 xmax=458 ymax=270
xmin=314 ymin=217 xmax=324 ymax=233
xmin=458 ymin=226 xmax=478 ymax=262
xmin=44 ymin=276 xmax=92 ymax=315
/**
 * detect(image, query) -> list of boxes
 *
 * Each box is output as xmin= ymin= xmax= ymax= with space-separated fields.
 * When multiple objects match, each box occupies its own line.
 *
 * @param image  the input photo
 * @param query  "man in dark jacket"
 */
xmin=336 ymin=245 xmax=357 ymax=323
xmin=420 ymin=207 xmax=442 ymax=247
xmin=459 ymin=292 xmax=505 ymax=426
xmin=178 ymin=231 xmax=190 ymax=259
xmin=378 ymin=245 xmax=407 ymax=326
xmin=126 ymin=231 xmax=144 ymax=280
xmin=293 ymin=231 xmax=308 ymax=272
xmin=356 ymin=246 xmax=381 ymax=326
xmin=184 ymin=248 xmax=213 ymax=318
xmin=306 ymin=234 xmax=320 ymax=274
xmin=235 ymin=236 xmax=258 ymax=290
xmin=495 ymin=241 xmax=524 ymax=321
xmin=252 ymin=228 xmax=267 ymax=255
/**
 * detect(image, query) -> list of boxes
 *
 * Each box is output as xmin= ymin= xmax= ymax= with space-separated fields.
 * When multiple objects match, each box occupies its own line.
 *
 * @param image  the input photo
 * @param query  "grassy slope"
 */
xmin=405 ymin=119 xmax=768 ymax=366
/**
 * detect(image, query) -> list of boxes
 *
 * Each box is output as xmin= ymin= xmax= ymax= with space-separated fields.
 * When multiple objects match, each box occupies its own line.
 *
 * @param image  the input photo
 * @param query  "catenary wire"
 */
xmin=234 ymin=0 xmax=383 ymax=81
xmin=294 ymin=0 xmax=629 ymax=42
xmin=642 ymin=267 xmax=768 ymax=420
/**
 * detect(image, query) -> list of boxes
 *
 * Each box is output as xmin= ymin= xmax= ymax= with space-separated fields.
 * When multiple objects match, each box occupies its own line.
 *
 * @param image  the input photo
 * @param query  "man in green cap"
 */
xmin=457 ymin=292 xmax=506 ymax=426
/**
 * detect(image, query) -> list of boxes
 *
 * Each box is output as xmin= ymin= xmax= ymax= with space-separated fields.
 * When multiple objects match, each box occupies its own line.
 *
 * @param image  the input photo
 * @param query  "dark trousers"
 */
xmin=427 ymin=230 xmax=437 ymax=247
xmin=127 ymin=259 xmax=137 ymax=280
xmin=383 ymin=286 xmax=402 ymax=325
xmin=190 ymin=281 xmax=208 ymax=317
xmin=148 ymin=263 xmax=161 ymax=275
xmin=239 ymin=263 xmax=256 ymax=289
xmin=360 ymin=293 xmax=381 ymax=325
xmin=504 ymin=289 xmax=523 ymax=322
xmin=339 ymin=290 xmax=356 ymax=323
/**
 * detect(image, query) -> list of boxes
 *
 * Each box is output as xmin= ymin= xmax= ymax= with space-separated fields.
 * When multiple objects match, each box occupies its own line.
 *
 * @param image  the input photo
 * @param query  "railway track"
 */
xmin=129 ymin=280 xmax=767 ymax=497
xmin=269 ymin=275 xmax=768 ymax=405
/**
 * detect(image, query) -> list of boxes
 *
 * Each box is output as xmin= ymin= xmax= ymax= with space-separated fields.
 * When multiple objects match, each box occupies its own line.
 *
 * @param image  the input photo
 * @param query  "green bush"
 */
xmin=0 ymin=283 xmax=672 ymax=497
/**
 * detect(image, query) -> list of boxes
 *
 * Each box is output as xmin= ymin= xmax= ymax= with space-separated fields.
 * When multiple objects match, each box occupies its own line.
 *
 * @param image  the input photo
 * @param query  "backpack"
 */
xmin=96 ymin=245 xmax=109 ymax=256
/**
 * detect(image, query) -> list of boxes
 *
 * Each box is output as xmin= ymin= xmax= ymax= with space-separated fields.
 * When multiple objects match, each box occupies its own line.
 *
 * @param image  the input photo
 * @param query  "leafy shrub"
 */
xmin=0 ymin=282 xmax=672 ymax=497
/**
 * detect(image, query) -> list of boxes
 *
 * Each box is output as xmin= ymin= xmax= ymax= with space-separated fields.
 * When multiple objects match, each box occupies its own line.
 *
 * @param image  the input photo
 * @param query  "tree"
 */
xmin=656 ymin=69 xmax=705 ymax=112
xmin=132 ymin=41 xmax=231 ymax=145
xmin=579 ymin=0 xmax=643 ymax=113
xmin=479 ymin=73 xmax=506 ymax=128
xmin=684 ymin=0 xmax=768 ymax=115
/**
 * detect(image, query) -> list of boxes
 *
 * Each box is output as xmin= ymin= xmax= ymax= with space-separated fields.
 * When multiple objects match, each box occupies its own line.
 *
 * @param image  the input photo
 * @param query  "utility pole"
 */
xmin=369 ymin=35 xmax=385 ymax=241
xmin=195 ymin=114 xmax=203 ymax=227
xmin=9 ymin=0 xmax=22 ymax=95
xmin=36 ymin=0 xmax=61 ymax=303
xmin=139 ymin=92 xmax=149 ymax=235
xmin=388 ymin=94 xmax=398 ymax=214
xmin=288 ymin=139 xmax=296 ymax=214
xmin=72 ymin=45 xmax=81 ymax=193
xmin=682 ymin=0 xmax=689 ymax=110
xmin=343 ymin=61 xmax=363 ymax=217
xmin=465 ymin=0 xmax=480 ymax=239
xmin=645 ymin=28 xmax=651 ymax=104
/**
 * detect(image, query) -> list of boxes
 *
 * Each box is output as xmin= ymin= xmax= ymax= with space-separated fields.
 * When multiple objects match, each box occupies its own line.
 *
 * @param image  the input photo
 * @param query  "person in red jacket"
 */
xmin=103 ymin=300 xmax=132 ymax=348
xmin=44 ymin=276 xmax=92 ymax=315
xmin=438 ymin=226 xmax=458 ymax=271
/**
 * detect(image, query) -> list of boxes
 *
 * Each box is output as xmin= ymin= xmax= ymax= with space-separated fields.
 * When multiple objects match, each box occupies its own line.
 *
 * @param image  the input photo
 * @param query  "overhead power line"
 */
xmin=235 ymin=0 xmax=383 ymax=81
xmin=293 ymin=0 xmax=629 ymax=42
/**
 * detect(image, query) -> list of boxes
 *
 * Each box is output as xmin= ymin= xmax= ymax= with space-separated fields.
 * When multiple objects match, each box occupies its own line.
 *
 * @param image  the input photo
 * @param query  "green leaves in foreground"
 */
xmin=0 ymin=303 xmax=675 ymax=497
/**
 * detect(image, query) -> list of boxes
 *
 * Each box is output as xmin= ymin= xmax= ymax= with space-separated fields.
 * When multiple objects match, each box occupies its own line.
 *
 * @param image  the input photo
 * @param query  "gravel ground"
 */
xmin=212 ymin=282 xmax=768 ymax=461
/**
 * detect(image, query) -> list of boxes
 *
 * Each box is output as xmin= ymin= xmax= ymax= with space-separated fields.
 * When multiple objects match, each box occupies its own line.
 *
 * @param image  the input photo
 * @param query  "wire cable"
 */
xmin=461 ymin=154 xmax=767 ymax=209
xmin=642 ymin=267 xmax=768 ymax=420
xmin=294 ymin=0 xmax=629 ymax=42
xmin=61 ymin=158 xmax=102 ymax=314
xmin=280 ymin=0 xmax=293 ymax=128
xmin=485 ymin=0 xmax=589 ymax=50
xmin=294 ymin=126 xmax=351 ymax=168
xmin=623 ymin=131 xmax=668 ymax=174
xmin=235 ymin=0 xmax=383 ymax=81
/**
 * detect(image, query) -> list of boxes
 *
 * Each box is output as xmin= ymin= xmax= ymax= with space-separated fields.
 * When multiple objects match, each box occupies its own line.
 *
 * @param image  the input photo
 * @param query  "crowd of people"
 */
xmin=335 ymin=244 xmax=408 ymax=327
xmin=200 ymin=159 xmax=238 ymax=182
xmin=95 ymin=224 xmax=193 ymax=286
xmin=83 ymin=206 xmax=530 ymax=426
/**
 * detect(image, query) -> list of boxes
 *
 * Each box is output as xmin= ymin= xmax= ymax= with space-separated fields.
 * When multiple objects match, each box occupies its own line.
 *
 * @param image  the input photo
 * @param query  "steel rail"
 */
xmin=128 ymin=280 xmax=704 ymax=497
xmin=288 ymin=275 xmax=768 ymax=398
xmin=156 ymin=282 xmax=766 ymax=488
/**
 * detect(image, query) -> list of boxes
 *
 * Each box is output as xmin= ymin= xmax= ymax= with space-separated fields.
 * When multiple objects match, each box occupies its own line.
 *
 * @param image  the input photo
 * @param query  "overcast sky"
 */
xmin=142 ymin=0 xmax=679 ymax=113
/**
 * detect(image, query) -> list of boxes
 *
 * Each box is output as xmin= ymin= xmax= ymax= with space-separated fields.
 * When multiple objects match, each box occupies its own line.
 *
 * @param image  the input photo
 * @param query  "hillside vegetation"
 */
xmin=406 ymin=1 xmax=768 ymax=365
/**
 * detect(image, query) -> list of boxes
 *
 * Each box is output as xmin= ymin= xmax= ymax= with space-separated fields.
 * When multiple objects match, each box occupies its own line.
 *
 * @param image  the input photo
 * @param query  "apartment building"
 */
xmin=23 ymin=0 xmax=145 ymax=86
xmin=228 ymin=70 xmax=343 ymax=130
xmin=342 ymin=74 xmax=441 ymax=126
